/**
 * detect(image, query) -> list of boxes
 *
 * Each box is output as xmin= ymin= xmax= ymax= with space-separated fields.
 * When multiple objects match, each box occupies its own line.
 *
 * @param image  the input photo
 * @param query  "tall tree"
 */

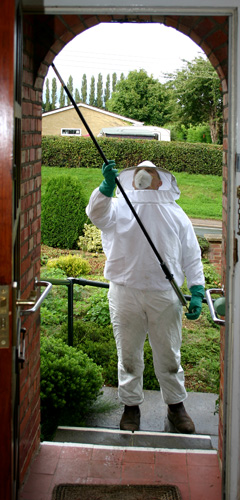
xmin=106 ymin=69 xmax=171 ymax=126
xmin=96 ymin=73 xmax=103 ymax=108
xmin=66 ymin=75 xmax=73 ymax=105
xmin=59 ymin=85 xmax=65 ymax=108
xmin=81 ymin=74 xmax=87 ymax=103
xmin=75 ymin=88 xmax=81 ymax=103
xmin=45 ymin=78 xmax=51 ymax=112
xmin=112 ymin=72 xmax=117 ymax=93
xmin=166 ymin=57 xmax=223 ymax=143
xmin=89 ymin=76 xmax=95 ymax=106
xmin=104 ymin=74 xmax=111 ymax=108
xmin=51 ymin=77 xmax=57 ymax=110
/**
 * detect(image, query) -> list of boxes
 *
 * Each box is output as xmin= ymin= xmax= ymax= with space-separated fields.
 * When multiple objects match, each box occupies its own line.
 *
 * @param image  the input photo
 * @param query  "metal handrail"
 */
xmin=205 ymin=288 xmax=225 ymax=326
xmin=43 ymin=277 xmax=214 ymax=346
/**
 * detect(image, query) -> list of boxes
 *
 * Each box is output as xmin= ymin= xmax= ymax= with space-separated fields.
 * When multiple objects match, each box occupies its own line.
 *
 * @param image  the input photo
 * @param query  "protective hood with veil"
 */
xmin=86 ymin=161 xmax=205 ymax=292
xmin=116 ymin=160 xmax=181 ymax=203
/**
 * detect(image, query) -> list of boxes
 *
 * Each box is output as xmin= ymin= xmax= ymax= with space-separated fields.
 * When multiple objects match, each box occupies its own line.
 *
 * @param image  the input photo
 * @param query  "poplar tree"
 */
xmin=112 ymin=72 xmax=117 ymax=93
xmin=89 ymin=76 xmax=95 ymax=106
xmin=75 ymin=88 xmax=81 ymax=103
xmin=104 ymin=74 xmax=111 ymax=108
xmin=96 ymin=73 xmax=103 ymax=108
xmin=45 ymin=78 xmax=51 ymax=111
xmin=66 ymin=75 xmax=73 ymax=105
xmin=59 ymin=85 xmax=65 ymax=108
xmin=81 ymin=74 xmax=87 ymax=103
xmin=51 ymin=77 xmax=57 ymax=109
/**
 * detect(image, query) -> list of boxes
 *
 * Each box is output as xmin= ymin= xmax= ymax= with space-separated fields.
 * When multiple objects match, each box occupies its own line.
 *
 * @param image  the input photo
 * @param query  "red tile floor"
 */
xmin=20 ymin=442 xmax=222 ymax=500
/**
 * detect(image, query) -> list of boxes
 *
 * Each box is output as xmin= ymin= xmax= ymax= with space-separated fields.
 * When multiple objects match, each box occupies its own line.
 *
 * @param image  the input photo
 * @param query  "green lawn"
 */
xmin=42 ymin=166 xmax=222 ymax=220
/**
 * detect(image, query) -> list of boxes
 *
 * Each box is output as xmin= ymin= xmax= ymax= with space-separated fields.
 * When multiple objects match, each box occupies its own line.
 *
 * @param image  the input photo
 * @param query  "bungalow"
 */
xmin=42 ymin=103 xmax=143 ymax=137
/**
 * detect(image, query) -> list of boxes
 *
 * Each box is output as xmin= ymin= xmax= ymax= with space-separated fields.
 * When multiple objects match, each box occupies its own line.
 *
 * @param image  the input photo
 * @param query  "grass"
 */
xmin=42 ymin=166 xmax=222 ymax=220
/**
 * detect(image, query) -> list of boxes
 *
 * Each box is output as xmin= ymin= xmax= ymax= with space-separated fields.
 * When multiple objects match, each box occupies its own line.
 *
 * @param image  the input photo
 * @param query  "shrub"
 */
xmin=40 ymin=336 xmax=103 ymax=440
xmin=203 ymin=260 xmax=222 ymax=288
xmin=62 ymin=320 xmax=119 ymax=387
xmin=41 ymin=175 xmax=88 ymax=249
xmin=84 ymin=289 xmax=110 ymax=326
xmin=47 ymin=254 xmax=91 ymax=277
xmin=78 ymin=223 xmax=103 ymax=253
xmin=42 ymin=136 xmax=223 ymax=176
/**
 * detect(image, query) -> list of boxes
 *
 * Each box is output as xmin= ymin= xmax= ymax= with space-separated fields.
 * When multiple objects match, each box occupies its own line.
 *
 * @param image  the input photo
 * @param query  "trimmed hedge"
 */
xmin=41 ymin=175 xmax=87 ymax=249
xmin=42 ymin=136 xmax=223 ymax=176
xmin=40 ymin=336 xmax=103 ymax=440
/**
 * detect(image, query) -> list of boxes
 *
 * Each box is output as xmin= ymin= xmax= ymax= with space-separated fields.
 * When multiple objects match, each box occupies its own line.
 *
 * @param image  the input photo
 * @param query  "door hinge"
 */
xmin=237 ymin=186 xmax=240 ymax=236
xmin=234 ymin=231 xmax=238 ymax=266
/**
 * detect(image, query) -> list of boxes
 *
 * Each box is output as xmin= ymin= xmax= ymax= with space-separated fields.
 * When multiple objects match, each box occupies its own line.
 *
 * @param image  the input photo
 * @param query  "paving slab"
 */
xmin=84 ymin=387 xmax=219 ymax=450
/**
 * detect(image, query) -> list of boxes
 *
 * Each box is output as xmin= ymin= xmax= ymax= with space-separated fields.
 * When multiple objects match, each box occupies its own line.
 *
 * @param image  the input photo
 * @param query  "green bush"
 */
xmin=84 ymin=289 xmax=110 ymax=325
xmin=78 ymin=223 xmax=103 ymax=253
xmin=63 ymin=320 xmax=119 ymax=387
xmin=187 ymin=124 xmax=212 ymax=144
xmin=41 ymin=175 xmax=88 ymax=249
xmin=47 ymin=254 xmax=91 ymax=277
xmin=40 ymin=336 xmax=103 ymax=440
xmin=42 ymin=136 xmax=223 ymax=176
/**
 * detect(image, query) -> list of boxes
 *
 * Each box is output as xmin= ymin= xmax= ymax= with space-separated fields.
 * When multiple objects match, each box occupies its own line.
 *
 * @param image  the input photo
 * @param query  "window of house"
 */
xmin=61 ymin=128 xmax=81 ymax=136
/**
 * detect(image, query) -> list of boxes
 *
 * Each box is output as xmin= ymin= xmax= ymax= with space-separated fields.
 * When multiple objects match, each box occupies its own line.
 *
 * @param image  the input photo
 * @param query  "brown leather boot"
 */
xmin=120 ymin=405 xmax=141 ymax=431
xmin=168 ymin=403 xmax=195 ymax=434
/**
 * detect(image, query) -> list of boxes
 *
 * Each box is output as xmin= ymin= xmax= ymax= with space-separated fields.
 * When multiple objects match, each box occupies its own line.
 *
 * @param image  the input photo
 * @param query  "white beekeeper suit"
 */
xmin=86 ymin=161 xmax=205 ymax=408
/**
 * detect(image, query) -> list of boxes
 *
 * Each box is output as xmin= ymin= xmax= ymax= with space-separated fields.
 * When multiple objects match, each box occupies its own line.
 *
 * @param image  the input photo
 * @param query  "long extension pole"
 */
xmin=52 ymin=63 xmax=188 ymax=308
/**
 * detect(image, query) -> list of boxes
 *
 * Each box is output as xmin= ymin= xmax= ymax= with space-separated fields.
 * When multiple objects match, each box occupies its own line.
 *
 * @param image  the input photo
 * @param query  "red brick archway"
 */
xmin=20 ymin=13 xmax=228 ymax=483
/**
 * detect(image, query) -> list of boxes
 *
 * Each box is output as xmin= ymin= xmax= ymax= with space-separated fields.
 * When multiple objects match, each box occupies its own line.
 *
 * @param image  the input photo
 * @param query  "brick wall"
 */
xmin=19 ymin=19 xmax=43 ymax=482
xmin=205 ymin=234 xmax=222 ymax=277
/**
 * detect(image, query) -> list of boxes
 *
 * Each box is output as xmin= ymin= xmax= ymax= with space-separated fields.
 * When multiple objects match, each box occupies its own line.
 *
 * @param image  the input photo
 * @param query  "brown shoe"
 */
xmin=120 ymin=405 xmax=140 ymax=431
xmin=168 ymin=404 xmax=195 ymax=434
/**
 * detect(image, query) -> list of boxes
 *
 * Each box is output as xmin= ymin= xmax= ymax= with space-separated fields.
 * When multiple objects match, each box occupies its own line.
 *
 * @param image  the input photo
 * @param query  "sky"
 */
xmin=44 ymin=22 xmax=206 ymax=100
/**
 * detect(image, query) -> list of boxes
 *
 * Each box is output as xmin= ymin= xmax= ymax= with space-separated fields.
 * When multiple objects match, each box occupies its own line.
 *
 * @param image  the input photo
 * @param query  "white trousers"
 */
xmin=108 ymin=283 xmax=187 ymax=406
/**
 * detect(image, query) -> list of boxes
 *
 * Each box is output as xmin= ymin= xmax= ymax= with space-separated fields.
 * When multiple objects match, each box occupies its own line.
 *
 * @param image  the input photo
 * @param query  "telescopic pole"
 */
xmin=51 ymin=63 xmax=188 ymax=308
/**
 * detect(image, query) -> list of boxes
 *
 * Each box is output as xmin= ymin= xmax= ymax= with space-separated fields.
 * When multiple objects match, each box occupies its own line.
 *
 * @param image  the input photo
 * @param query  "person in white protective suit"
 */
xmin=86 ymin=160 xmax=205 ymax=434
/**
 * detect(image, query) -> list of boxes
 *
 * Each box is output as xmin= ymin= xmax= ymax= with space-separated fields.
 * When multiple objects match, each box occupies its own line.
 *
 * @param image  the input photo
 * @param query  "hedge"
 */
xmin=42 ymin=136 xmax=223 ymax=176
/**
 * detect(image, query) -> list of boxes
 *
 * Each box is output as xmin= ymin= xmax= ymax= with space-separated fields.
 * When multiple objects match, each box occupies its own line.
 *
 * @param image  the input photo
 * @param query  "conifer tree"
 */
xmin=51 ymin=77 xmax=57 ymax=109
xmin=75 ymin=88 xmax=81 ymax=103
xmin=112 ymin=72 xmax=117 ymax=93
xmin=45 ymin=78 xmax=51 ymax=111
xmin=66 ymin=75 xmax=73 ymax=105
xmin=96 ymin=73 xmax=103 ymax=108
xmin=59 ymin=85 xmax=65 ymax=108
xmin=89 ymin=76 xmax=95 ymax=106
xmin=104 ymin=74 xmax=111 ymax=108
xmin=81 ymin=74 xmax=87 ymax=103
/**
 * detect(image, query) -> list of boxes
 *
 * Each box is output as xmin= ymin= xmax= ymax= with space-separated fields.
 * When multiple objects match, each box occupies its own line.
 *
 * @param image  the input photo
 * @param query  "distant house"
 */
xmin=42 ymin=103 xmax=143 ymax=137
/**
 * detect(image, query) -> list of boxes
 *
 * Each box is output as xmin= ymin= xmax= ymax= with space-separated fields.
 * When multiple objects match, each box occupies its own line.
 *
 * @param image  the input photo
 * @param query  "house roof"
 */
xmin=42 ymin=103 xmax=143 ymax=126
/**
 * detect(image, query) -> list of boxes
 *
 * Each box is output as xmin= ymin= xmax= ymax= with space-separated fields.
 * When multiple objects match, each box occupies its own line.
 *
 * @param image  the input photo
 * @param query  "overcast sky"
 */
xmin=45 ymin=22 xmax=206 ymax=98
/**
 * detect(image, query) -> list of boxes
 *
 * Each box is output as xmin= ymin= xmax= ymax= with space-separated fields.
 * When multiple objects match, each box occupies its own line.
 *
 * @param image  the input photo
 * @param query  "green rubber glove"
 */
xmin=99 ymin=160 xmax=118 ymax=197
xmin=185 ymin=285 xmax=205 ymax=320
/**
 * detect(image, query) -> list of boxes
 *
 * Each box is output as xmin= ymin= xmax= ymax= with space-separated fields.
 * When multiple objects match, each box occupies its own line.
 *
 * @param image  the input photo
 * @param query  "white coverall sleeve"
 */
xmin=86 ymin=188 xmax=116 ymax=230
xmin=181 ymin=222 xmax=205 ymax=289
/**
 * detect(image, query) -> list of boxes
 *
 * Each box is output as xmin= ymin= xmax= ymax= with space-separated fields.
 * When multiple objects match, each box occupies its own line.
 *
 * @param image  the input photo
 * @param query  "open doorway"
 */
xmin=2 ymin=3 xmax=239 ymax=499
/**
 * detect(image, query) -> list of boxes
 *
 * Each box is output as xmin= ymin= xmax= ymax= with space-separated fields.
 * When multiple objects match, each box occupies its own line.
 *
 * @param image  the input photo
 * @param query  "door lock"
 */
xmin=0 ymin=285 xmax=9 ymax=348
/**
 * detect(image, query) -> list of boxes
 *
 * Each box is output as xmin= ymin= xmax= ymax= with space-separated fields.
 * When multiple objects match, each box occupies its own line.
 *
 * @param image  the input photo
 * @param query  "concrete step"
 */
xmin=53 ymin=426 xmax=213 ymax=450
